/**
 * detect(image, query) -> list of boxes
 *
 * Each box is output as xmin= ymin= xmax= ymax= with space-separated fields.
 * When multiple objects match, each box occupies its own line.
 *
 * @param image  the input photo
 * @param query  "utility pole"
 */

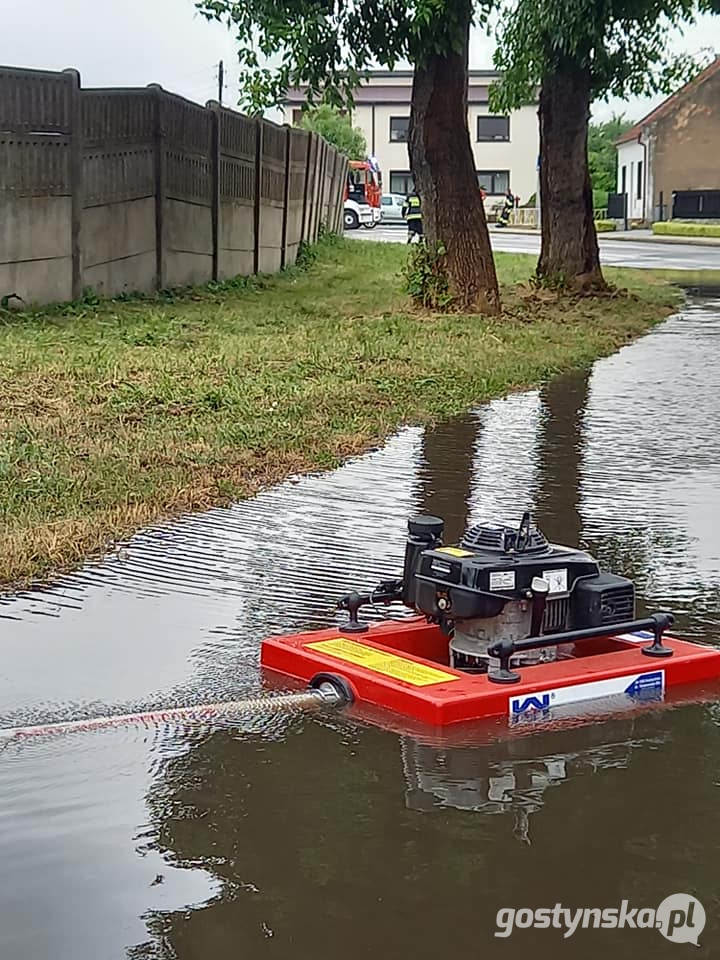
xmin=218 ymin=60 xmax=224 ymax=106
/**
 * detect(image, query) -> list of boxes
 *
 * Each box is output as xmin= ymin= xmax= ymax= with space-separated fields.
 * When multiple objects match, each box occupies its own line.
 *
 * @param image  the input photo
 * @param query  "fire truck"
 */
xmin=344 ymin=158 xmax=382 ymax=230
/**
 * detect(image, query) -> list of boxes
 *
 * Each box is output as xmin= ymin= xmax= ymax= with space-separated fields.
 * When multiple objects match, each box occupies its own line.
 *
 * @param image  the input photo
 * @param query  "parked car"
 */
xmin=344 ymin=198 xmax=375 ymax=230
xmin=380 ymin=193 xmax=407 ymax=222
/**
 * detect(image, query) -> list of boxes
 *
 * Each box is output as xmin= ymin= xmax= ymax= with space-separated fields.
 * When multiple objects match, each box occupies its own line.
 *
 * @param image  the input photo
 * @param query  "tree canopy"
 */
xmin=196 ymin=0 xmax=491 ymax=111
xmin=300 ymin=105 xmax=367 ymax=160
xmin=588 ymin=116 xmax=633 ymax=199
xmin=198 ymin=0 xmax=501 ymax=312
xmin=490 ymin=0 xmax=715 ymax=288
xmin=492 ymin=0 xmax=713 ymax=111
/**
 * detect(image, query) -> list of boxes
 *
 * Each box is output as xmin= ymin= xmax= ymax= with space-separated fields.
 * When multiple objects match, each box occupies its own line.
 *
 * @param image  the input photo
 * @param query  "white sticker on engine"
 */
xmin=616 ymin=630 xmax=654 ymax=643
xmin=542 ymin=568 xmax=568 ymax=594
xmin=489 ymin=570 xmax=515 ymax=590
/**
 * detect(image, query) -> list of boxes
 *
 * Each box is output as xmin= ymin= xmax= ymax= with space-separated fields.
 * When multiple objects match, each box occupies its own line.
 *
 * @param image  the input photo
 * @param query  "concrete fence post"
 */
xmin=63 ymin=68 xmax=83 ymax=300
xmin=335 ymin=155 xmax=347 ymax=234
xmin=148 ymin=84 xmax=166 ymax=291
xmin=280 ymin=124 xmax=291 ymax=268
xmin=332 ymin=152 xmax=342 ymax=234
xmin=317 ymin=138 xmax=327 ymax=237
xmin=301 ymin=132 xmax=312 ymax=243
xmin=253 ymin=117 xmax=264 ymax=274
xmin=312 ymin=137 xmax=322 ymax=241
xmin=207 ymin=101 xmax=221 ymax=282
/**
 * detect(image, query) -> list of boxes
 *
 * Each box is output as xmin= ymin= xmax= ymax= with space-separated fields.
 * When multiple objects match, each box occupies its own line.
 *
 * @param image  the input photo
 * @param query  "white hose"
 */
xmin=0 ymin=685 xmax=341 ymax=744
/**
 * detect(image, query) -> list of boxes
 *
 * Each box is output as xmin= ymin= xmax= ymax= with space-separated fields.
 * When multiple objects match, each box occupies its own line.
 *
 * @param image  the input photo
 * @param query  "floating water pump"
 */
xmin=338 ymin=512 xmax=639 ymax=675
xmin=262 ymin=511 xmax=720 ymax=727
xmin=401 ymin=512 xmax=636 ymax=673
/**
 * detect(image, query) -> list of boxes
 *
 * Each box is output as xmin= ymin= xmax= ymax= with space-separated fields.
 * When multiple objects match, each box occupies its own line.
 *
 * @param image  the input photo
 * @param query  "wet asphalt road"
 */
xmin=351 ymin=221 xmax=720 ymax=271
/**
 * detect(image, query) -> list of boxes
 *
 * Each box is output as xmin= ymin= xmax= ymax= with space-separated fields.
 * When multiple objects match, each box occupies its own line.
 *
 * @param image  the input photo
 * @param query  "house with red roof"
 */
xmin=615 ymin=57 xmax=720 ymax=223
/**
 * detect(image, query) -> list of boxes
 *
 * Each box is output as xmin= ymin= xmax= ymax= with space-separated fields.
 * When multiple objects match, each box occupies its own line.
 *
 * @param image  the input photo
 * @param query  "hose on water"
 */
xmin=0 ymin=678 xmax=350 ymax=745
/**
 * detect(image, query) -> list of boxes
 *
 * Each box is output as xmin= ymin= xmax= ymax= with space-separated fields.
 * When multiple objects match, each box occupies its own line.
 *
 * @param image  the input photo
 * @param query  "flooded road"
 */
xmin=1 ymin=291 xmax=720 ymax=959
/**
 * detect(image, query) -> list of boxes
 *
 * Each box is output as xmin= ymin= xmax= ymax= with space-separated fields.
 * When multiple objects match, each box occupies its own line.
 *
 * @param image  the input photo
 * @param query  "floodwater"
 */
xmin=1 ymin=292 xmax=720 ymax=959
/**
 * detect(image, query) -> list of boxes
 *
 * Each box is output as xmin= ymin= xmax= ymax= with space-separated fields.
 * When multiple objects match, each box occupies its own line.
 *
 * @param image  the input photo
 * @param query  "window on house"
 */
xmin=389 ymin=117 xmax=410 ymax=142
xmin=637 ymin=160 xmax=643 ymax=199
xmin=621 ymin=165 xmax=627 ymax=194
xmin=476 ymin=170 xmax=510 ymax=194
xmin=390 ymin=171 xmax=414 ymax=195
xmin=292 ymin=108 xmax=303 ymax=126
xmin=477 ymin=116 xmax=510 ymax=141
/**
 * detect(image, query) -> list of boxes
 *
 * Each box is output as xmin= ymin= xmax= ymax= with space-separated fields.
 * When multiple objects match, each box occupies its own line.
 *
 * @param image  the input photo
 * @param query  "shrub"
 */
xmin=652 ymin=222 xmax=720 ymax=238
xmin=402 ymin=242 xmax=453 ymax=309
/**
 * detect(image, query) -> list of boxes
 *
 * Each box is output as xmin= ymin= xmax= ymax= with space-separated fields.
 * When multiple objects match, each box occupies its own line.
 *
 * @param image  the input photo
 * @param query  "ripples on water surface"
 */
xmin=1 ymin=293 xmax=720 ymax=958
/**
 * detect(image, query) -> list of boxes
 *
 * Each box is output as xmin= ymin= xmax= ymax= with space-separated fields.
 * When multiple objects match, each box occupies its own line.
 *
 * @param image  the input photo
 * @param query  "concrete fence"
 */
xmin=0 ymin=65 xmax=348 ymax=305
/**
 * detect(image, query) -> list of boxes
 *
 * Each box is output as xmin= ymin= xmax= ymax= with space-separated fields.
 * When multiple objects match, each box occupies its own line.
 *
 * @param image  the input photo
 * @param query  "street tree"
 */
xmin=588 ymin=116 xmax=633 ymax=201
xmin=493 ymin=0 xmax=714 ymax=289
xmin=300 ymin=105 xmax=367 ymax=160
xmin=196 ymin=0 xmax=500 ymax=312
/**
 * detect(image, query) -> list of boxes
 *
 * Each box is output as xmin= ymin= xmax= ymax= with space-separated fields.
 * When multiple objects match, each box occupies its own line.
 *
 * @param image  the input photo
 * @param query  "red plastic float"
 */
xmin=262 ymin=617 xmax=720 ymax=727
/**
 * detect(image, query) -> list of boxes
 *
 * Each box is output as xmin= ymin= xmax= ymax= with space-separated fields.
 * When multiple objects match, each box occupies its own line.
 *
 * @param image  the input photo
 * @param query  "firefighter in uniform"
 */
xmin=402 ymin=191 xmax=423 ymax=243
xmin=497 ymin=188 xmax=516 ymax=228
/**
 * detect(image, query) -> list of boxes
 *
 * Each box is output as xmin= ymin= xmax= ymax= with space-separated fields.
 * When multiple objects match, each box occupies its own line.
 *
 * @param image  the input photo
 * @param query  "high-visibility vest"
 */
xmin=405 ymin=195 xmax=422 ymax=221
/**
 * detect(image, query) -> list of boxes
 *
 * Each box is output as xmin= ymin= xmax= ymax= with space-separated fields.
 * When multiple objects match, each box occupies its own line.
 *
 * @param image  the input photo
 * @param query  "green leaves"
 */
xmin=195 ymin=0 xmax=493 ymax=110
xmin=588 ymin=116 xmax=632 ymax=193
xmin=493 ymin=0 xmax=711 ymax=105
xmin=300 ymin=105 xmax=368 ymax=159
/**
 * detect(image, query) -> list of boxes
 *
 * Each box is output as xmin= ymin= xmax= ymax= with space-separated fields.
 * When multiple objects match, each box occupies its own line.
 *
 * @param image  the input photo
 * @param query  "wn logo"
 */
xmin=511 ymin=693 xmax=551 ymax=716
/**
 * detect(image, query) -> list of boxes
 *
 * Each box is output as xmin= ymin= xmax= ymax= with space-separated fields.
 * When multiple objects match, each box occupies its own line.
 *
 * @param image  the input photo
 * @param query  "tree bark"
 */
xmin=408 ymin=7 xmax=500 ymax=313
xmin=538 ymin=64 xmax=606 ymax=291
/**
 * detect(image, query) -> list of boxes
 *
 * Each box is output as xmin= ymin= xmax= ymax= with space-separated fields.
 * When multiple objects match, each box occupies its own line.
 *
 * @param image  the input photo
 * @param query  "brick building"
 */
xmin=616 ymin=57 xmax=720 ymax=222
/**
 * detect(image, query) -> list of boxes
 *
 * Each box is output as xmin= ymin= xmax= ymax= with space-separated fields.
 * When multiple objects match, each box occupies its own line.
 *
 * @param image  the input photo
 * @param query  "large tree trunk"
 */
xmin=408 ymin=5 xmax=500 ymax=313
xmin=538 ymin=64 xmax=606 ymax=291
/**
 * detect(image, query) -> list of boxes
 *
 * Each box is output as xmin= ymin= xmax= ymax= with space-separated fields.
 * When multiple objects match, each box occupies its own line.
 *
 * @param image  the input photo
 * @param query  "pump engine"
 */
xmin=339 ymin=512 xmax=636 ymax=672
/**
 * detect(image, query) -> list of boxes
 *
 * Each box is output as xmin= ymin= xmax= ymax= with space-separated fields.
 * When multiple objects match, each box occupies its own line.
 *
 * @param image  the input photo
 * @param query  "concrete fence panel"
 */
xmin=81 ymin=87 xmax=157 ymax=296
xmin=216 ymin=105 xmax=256 ymax=280
xmin=0 ymin=66 xmax=76 ymax=304
xmin=161 ymin=91 xmax=214 ymax=289
xmin=0 ymin=64 xmax=347 ymax=306
xmin=285 ymin=127 xmax=310 ymax=266
xmin=258 ymin=119 xmax=287 ymax=274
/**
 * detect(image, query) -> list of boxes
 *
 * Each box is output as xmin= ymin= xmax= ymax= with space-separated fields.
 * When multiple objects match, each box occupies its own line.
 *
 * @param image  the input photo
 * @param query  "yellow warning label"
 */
xmin=436 ymin=547 xmax=473 ymax=557
xmin=305 ymin=638 xmax=460 ymax=687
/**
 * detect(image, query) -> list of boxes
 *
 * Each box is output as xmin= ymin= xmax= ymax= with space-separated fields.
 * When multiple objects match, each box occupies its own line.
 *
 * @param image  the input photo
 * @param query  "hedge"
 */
xmin=653 ymin=221 xmax=720 ymax=238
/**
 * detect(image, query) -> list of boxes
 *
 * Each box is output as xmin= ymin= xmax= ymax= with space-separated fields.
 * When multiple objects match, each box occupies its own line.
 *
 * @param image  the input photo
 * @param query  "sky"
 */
xmin=2 ymin=0 xmax=719 ymax=125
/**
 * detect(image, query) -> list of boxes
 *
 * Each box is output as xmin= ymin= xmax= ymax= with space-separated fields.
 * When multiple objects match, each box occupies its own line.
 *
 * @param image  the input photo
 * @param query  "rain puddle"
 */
xmin=1 ymin=292 xmax=719 ymax=959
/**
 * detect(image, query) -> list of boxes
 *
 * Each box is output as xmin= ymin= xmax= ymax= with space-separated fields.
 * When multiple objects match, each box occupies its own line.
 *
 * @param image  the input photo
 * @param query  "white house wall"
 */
xmin=352 ymin=102 xmax=538 ymax=205
xmin=616 ymin=139 xmax=647 ymax=221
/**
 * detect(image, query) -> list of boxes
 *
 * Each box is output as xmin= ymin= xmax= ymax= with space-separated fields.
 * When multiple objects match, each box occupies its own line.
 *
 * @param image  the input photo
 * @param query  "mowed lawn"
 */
xmin=0 ymin=237 xmax=683 ymax=587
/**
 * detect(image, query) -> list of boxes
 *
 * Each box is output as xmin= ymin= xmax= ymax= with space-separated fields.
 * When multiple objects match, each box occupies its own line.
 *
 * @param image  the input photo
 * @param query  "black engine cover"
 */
xmin=405 ymin=517 xmax=635 ymax=633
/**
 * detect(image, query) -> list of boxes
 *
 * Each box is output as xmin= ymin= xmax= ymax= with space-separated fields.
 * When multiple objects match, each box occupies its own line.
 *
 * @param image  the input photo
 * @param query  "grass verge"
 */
xmin=0 ymin=237 xmax=685 ymax=588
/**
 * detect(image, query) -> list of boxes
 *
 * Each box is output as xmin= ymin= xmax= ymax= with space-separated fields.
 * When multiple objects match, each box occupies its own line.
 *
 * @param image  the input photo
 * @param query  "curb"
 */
xmin=604 ymin=233 xmax=720 ymax=248
xmin=493 ymin=227 xmax=720 ymax=248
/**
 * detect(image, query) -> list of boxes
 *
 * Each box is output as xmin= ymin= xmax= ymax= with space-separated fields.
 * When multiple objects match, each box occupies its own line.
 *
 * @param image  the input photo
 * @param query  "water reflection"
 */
xmin=534 ymin=370 xmax=590 ymax=547
xmin=0 ymin=294 xmax=719 ymax=958
xmin=400 ymin=721 xmax=668 ymax=843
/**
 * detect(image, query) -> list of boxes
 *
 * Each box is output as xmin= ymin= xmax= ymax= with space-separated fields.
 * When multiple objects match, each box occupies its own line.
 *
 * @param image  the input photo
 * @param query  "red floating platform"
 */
xmin=261 ymin=618 xmax=720 ymax=727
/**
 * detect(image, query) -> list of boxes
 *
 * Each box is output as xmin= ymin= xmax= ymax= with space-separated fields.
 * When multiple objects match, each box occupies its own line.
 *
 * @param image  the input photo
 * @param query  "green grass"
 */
xmin=653 ymin=221 xmax=720 ymax=238
xmin=0 ymin=237 xmax=685 ymax=587
xmin=594 ymin=219 xmax=616 ymax=232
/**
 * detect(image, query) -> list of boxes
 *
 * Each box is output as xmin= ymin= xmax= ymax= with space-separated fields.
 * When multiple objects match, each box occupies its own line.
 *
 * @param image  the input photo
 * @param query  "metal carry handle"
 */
xmin=487 ymin=612 xmax=675 ymax=685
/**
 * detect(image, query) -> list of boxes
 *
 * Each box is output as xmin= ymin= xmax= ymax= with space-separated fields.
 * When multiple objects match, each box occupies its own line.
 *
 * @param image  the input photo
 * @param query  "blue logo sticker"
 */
xmin=510 ymin=693 xmax=551 ymax=715
xmin=625 ymin=671 xmax=664 ymax=700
